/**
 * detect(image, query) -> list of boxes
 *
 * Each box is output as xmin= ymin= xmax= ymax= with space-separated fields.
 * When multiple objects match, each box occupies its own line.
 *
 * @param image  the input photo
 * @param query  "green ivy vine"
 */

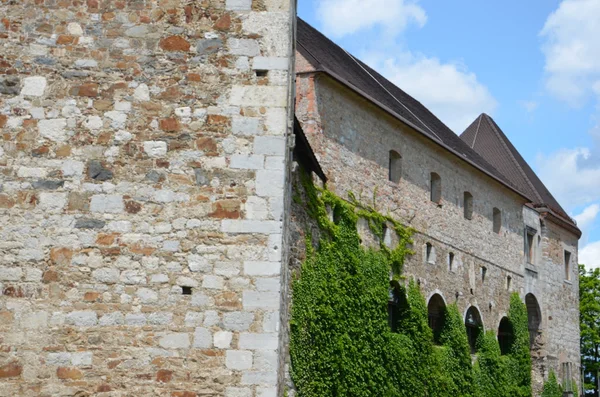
xmin=290 ymin=168 xmax=533 ymax=397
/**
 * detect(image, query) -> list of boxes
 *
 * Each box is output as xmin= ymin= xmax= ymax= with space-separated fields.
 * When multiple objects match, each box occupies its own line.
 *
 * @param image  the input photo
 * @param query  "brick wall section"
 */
xmin=0 ymin=1 xmax=294 ymax=396
xmin=294 ymin=69 xmax=580 ymax=395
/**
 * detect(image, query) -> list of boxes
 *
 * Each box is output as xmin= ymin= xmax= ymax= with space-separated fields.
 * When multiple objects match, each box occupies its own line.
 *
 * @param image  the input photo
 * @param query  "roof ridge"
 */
xmin=470 ymin=114 xmax=483 ymax=149
xmin=481 ymin=114 xmax=543 ymax=203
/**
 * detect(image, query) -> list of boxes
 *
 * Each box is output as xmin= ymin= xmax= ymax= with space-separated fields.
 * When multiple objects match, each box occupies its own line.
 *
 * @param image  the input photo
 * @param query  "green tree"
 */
xmin=541 ymin=370 xmax=563 ymax=397
xmin=580 ymin=264 xmax=600 ymax=396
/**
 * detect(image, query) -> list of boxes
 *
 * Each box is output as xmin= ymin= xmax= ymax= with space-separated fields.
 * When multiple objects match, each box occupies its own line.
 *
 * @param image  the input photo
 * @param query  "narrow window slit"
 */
xmin=182 ymin=286 xmax=193 ymax=295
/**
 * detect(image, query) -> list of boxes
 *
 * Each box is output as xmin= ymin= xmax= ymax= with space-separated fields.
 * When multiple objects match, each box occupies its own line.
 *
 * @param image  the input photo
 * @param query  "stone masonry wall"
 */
xmin=0 ymin=1 xmax=294 ymax=396
xmin=294 ymin=68 xmax=581 ymax=394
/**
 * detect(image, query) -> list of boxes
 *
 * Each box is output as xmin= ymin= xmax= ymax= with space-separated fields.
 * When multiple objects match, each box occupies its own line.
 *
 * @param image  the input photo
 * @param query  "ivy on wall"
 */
xmin=290 ymin=169 xmax=533 ymax=397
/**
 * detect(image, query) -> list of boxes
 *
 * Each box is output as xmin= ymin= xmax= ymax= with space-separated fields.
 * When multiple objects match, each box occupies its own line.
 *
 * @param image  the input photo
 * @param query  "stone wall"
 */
xmin=294 ymin=69 xmax=581 ymax=394
xmin=0 ymin=1 xmax=294 ymax=396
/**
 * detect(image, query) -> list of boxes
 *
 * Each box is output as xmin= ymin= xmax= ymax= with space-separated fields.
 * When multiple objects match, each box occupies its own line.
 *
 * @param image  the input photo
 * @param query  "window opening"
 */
xmin=564 ymin=250 xmax=572 ymax=281
xmin=430 ymin=172 xmax=441 ymax=204
xmin=464 ymin=192 xmax=473 ymax=220
xmin=389 ymin=150 xmax=402 ymax=183
xmin=497 ymin=317 xmax=514 ymax=355
xmin=465 ymin=306 xmax=482 ymax=353
xmin=493 ymin=208 xmax=501 ymax=234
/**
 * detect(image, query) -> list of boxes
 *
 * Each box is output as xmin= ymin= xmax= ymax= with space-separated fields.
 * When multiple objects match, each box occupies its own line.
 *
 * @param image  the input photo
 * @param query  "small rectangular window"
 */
xmin=464 ymin=192 xmax=473 ymax=220
xmin=564 ymin=250 xmax=571 ymax=281
xmin=430 ymin=173 xmax=441 ymax=204
xmin=493 ymin=208 xmax=501 ymax=234
xmin=425 ymin=243 xmax=435 ymax=264
xmin=481 ymin=266 xmax=487 ymax=283
xmin=525 ymin=228 xmax=536 ymax=264
xmin=448 ymin=252 xmax=454 ymax=271
xmin=506 ymin=275 xmax=512 ymax=291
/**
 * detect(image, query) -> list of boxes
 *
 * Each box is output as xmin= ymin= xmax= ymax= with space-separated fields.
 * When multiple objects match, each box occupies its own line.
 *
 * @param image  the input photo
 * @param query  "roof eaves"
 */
xmin=297 ymin=68 xmax=531 ymax=202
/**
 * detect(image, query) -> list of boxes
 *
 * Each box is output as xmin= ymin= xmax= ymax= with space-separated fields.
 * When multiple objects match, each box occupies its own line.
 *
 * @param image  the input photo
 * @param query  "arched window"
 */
xmin=428 ymin=294 xmax=446 ymax=344
xmin=497 ymin=317 xmax=514 ymax=355
xmin=493 ymin=207 xmax=501 ymax=234
xmin=465 ymin=306 xmax=483 ymax=353
xmin=464 ymin=192 xmax=473 ymax=220
xmin=388 ymin=282 xmax=402 ymax=333
xmin=389 ymin=150 xmax=402 ymax=183
xmin=430 ymin=172 xmax=441 ymax=204
xmin=526 ymin=293 xmax=541 ymax=348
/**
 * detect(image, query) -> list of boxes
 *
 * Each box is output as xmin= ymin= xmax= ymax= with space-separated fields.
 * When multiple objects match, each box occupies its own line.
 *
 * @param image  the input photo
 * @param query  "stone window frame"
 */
xmin=430 ymin=172 xmax=442 ymax=205
xmin=425 ymin=242 xmax=436 ymax=265
xmin=388 ymin=150 xmax=402 ymax=184
xmin=524 ymin=226 xmax=537 ymax=265
xmin=564 ymin=250 xmax=572 ymax=282
xmin=492 ymin=207 xmax=502 ymax=234
xmin=463 ymin=191 xmax=473 ymax=220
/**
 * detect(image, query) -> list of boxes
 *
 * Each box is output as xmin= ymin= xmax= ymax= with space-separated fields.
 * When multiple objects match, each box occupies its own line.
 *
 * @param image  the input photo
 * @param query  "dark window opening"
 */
xmin=428 ymin=294 xmax=446 ymax=344
xmin=493 ymin=208 xmax=501 ymax=234
xmin=182 ymin=286 xmax=193 ymax=295
xmin=448 ymin=252 xmax=455 ymax=271
xmin=465 ymin=306 xmax=483 ymax=354
xmin=498 ymin=317 xmax=514 ymax=355
xmin=481 ymin=266 xmax=487 ymax=283
xmin=564 ymin=250 xmax=572 ymax=281
xmin=526 ymin=293 xmax=541 ymax=349
xmin=389 ymin=150 xmax=402 ymax=183
xmin=388 ymin=282 xmax=403 ymax=333
xmin=464 ymin=192 xmax=473 ymax=220
xmin=430 ymin=172 xmax=441 ymax=204
xmin=255 ymin=70 xmax=268 ymax=77
xmin=506 ymin=275 xmax=512 ymax=291
xmin=425 ymin=243 xmax=434 ymax=264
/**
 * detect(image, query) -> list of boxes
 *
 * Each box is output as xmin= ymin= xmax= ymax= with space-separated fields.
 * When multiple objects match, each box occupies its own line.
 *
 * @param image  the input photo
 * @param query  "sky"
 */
xmin=298 ymin=0 xmax=600 ymax=269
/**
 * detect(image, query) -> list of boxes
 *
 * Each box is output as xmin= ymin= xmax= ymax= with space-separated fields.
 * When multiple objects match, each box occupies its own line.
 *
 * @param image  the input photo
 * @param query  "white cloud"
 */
xmin=519 ymin=100 xmax=538 ymax=113
xmin=366 ymin=53 xmax=497 ymax=132
xmin=574 ymin=204 xmax=600 ymax=235
xmin=536 ymin=147 xmax=600 ymax=210
xmin=540 ymin=0 xmax=600 ymax=105
xmin=316 ymin=0 xmax=427 ymax=38
xmin=580 ymin=241 xmax=600 ymax=269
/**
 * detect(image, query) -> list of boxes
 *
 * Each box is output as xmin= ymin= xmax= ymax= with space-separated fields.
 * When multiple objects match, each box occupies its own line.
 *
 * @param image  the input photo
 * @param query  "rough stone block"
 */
xmin=252 ymin=57 xmax=288 ymax=70
xmin=223 ymin=312 xmax=255 ymax=331
xmin=38 ymin=119 xmax=68 ymax=142
xmin=226 ymin=0 xmax=252 ymax=10
xmin=226 ymin=388 xmax=252 ymax=397
xmin=90 ymin=194 xmax=124 ymax=213
xmin=228 ymin=39 xmax=260 ymax=56
xmin=226 ymin=350 xmax=253 ymax=370
xmin=243 ymin=261 xmax=280 ymax=276
xmin=243 ymin=291 xmax=280 ymax=310
xmin=255 ymin=170 xmax=284 ymax=197
xmin=231 ymin=154 xmax=264 ymax=169
xmin=241 ymin=371 xmax=278 ymax=386
xmin=221 ymin=220 xmax=282 ymax=234
xmin=20 ymin=76 xmax=47 ymax=97
xmin=193 ymin=327 xmax=212 ymax=348
xmin=214 ymin=331 xmax=233 ymax=349
xmin=230 ymin=86 xmax=288 ymax=107
xmin=159 ymin=333 xmax=190 ymax=349
xmin=0 ymin=267 xmax=23 ymax=281
xmin=65 ymin=311 xmax=98 ymax=327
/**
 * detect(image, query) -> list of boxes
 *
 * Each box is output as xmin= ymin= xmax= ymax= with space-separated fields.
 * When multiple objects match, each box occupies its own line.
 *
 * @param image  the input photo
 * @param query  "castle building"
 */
xmin=293 ymin=18 xmax=580 ymax=395
xmin=0 ymin=1 xmax=579 ymax=396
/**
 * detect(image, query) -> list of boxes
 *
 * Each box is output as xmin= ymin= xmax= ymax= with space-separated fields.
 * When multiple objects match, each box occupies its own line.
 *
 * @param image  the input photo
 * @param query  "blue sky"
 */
xmin=298 ymin=0 xmax=600 ymax=268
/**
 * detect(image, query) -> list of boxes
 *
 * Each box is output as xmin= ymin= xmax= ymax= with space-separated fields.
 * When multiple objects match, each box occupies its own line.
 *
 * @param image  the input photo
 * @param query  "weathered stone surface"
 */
xmin=74 ymin=218 xmax=106 ymax=229
xmin=0 ymin=76 xmax=20 ymax=95
xmin=87 ymin=160 xmax=113 ymax=181
xmin=0 ymin=0 xmax=294 ymax=395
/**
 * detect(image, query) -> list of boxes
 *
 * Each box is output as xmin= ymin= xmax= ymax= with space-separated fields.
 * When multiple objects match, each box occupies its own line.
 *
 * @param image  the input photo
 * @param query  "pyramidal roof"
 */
xmin=460 ymin=113 xmax=574 ymax=226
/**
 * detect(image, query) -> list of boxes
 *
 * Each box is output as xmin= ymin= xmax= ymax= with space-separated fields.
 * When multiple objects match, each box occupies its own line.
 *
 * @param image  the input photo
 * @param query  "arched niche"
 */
xmin=465 ymin=306 xmax=483 ymax=353
xmin=427 ymin=293 xmax=446 ymax=344
xmin=526 ymin=293 xmax=542 ymax=348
